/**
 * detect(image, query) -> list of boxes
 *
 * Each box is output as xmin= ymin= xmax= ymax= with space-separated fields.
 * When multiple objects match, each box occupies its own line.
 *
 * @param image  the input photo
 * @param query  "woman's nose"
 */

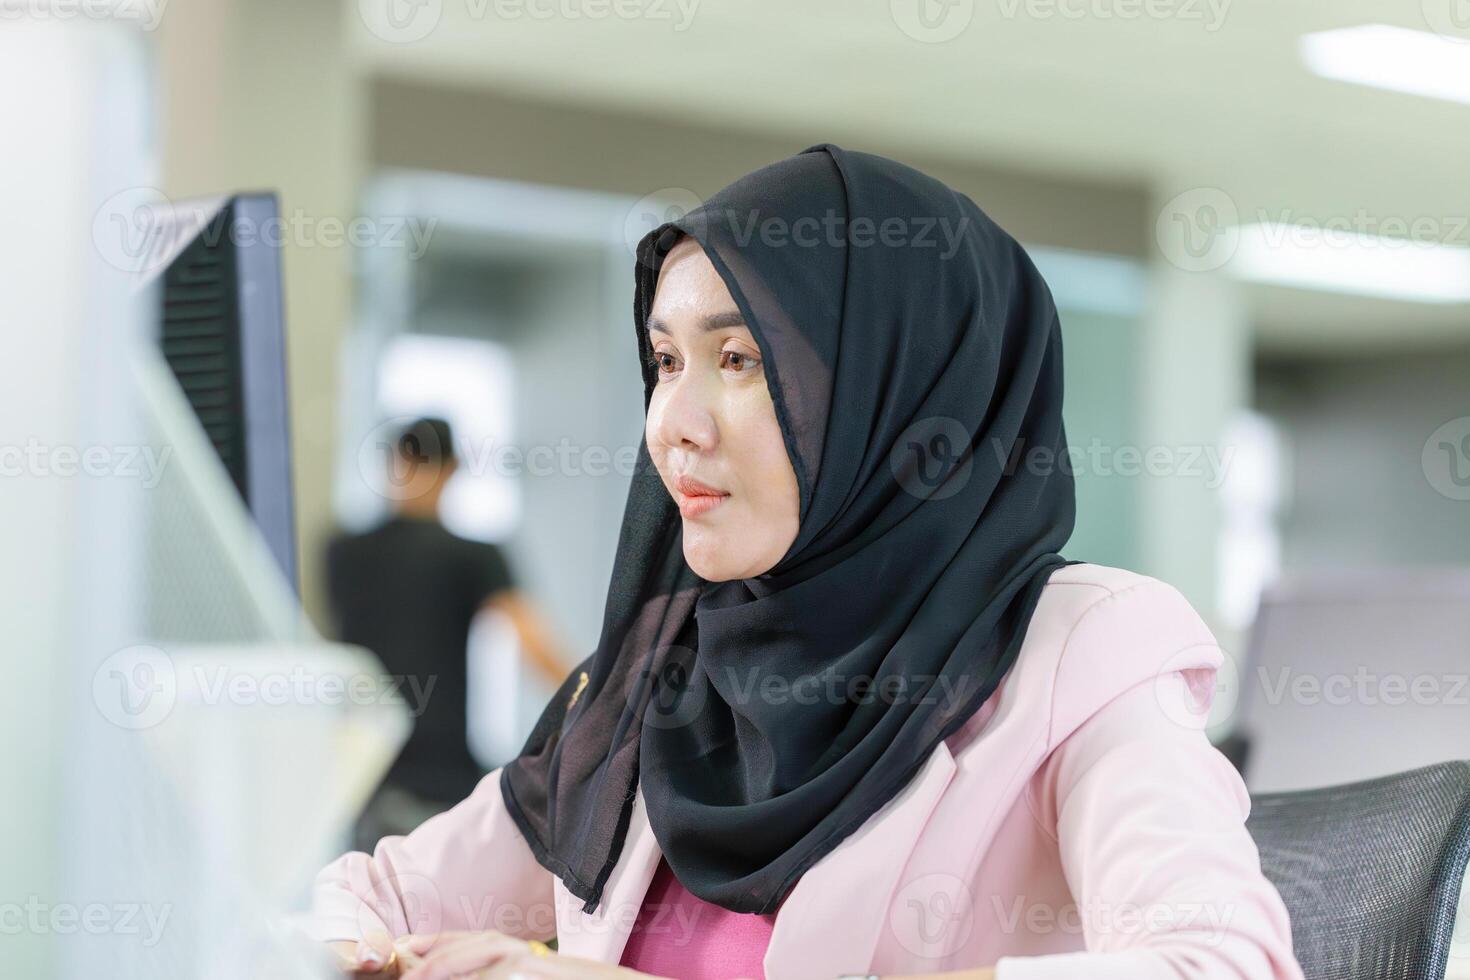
xmin=653 ymin=374 xmax=720 ymax=453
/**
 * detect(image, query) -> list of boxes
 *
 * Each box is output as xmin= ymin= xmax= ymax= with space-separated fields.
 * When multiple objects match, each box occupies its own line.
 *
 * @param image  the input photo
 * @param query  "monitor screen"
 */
xmin=141 ymin=192 xmax=298 ymax=593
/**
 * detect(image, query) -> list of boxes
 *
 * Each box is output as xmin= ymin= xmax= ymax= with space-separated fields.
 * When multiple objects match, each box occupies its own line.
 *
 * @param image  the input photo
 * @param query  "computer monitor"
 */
xmin=141 ymin=192 xmax=298 ymax=593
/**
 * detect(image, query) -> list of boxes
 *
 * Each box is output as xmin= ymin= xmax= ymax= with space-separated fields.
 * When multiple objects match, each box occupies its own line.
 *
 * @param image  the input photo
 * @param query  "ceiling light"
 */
xmin=1229 ymin=222 xmax=1470 ymax=303
xmin=1300 ymin=23 xmax=1470 ymax=105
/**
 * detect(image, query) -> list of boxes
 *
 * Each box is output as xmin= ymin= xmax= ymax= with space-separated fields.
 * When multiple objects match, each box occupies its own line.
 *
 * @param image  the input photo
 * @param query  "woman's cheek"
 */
xmin=644 ymin=398 xmax=667 ymax=467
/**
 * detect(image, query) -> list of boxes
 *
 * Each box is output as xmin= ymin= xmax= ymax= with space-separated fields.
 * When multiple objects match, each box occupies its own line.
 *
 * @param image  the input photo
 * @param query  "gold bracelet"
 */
xmin=527 ymin=940 xmax=552 ymax=957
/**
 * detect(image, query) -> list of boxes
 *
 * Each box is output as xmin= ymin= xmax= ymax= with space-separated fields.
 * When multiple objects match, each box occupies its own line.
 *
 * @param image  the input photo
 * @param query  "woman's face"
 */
xmin=645 ymin=236 xmax=800 ymax=581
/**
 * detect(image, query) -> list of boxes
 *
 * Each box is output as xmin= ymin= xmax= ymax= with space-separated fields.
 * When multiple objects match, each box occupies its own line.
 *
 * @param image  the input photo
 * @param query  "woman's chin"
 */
xmin=683 ymin=529 xmax=758 ymax=582
xmin=683 ymin=540 xmax=738 ymax=581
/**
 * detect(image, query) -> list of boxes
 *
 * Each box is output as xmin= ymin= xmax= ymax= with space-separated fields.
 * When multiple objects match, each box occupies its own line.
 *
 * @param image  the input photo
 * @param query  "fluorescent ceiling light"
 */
xmin=1300 ymin=24 xmax=1470 ymax=105
xmin=1229 ymin=222 xmax=1470 ymax=304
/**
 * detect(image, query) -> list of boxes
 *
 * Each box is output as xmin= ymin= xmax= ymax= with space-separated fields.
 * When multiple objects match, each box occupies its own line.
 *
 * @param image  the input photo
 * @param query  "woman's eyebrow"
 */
xmin=646 ymin=310 xmax=747 ymax=335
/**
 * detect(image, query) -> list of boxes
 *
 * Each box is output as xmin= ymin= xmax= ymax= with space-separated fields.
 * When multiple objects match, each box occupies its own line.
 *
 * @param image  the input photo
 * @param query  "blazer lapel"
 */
xmin=551 ymin=782 xmax=662 ymax=963
xmin=763 ymin=741 xmax=958 ymax=980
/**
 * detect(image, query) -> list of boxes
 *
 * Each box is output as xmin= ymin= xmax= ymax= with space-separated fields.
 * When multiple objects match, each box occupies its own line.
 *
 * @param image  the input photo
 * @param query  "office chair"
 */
xmin=1246 ymin=760 xmax=1470 ymax=980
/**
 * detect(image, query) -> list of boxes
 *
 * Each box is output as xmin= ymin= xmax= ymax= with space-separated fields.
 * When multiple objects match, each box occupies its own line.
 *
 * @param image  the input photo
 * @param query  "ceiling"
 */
xmin=347 ymin=0 xmax=1470 ymax=354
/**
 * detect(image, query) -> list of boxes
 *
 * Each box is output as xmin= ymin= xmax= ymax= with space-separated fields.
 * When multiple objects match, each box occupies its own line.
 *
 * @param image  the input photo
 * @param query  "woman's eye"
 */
xmin=648 ymin=347 xmax=759 ymax=381
xmin=648 ymin=351 xmax=679 ymax=378
xmin=719 ymin=349 xmax=760 ymax=373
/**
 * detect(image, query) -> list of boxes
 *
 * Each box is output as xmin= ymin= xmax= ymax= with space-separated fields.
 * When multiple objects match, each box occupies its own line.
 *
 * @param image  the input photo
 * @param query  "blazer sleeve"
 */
xmin=993 ymin=671 xmax=1305 ymax=980
xmin=302 ymin=768 xmax=556 ymax=944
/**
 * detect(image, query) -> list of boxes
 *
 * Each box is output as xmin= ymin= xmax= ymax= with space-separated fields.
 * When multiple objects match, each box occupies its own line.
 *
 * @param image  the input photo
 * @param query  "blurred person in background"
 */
xmin=325 ymin=416 xmax=568 ymax=851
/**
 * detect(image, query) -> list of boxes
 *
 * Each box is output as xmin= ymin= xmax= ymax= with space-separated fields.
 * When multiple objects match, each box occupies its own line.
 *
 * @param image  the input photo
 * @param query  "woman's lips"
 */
xmin=677 ymin=493 xmax=727 ymax=518
xmin=675 ymin=474 xmax=730 ymax=519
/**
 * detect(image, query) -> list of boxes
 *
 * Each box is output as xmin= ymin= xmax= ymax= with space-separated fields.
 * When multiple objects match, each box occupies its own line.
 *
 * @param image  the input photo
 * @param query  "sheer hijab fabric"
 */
xmin=500 ymin=143 xmax=1078 ymax=915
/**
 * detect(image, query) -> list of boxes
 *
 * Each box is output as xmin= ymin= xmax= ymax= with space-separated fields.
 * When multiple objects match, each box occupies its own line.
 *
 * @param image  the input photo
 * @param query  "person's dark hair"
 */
xmin=395 ymin=416 xmax=455 ymax=468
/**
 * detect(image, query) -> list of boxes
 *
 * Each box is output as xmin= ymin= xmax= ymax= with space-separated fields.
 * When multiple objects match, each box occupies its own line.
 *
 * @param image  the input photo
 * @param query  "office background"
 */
xmin=151 ymin=0 xmax=1470 ymax=756
xmin=4 ymin=1 xmax=1470 ymax=976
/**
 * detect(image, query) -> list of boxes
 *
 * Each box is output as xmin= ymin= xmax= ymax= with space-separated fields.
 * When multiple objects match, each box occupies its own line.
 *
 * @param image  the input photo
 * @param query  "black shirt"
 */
xmin=325 ymin=515 xmax=514 ymax=804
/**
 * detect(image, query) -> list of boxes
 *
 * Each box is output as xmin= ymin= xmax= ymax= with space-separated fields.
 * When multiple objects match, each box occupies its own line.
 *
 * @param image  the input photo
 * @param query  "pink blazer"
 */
xmin=307 ymin=562 xmax=1305 ymax=979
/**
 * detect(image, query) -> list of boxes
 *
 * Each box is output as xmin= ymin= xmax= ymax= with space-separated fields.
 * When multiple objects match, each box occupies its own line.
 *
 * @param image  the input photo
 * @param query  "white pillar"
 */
xmin=1137 ymin=260 xmax=1251 ymax=649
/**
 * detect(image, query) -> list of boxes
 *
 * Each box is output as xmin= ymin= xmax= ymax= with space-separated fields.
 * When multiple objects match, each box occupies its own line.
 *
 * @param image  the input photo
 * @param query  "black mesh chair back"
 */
xmin=1246 ymin=761 xmax=1470 ymax=980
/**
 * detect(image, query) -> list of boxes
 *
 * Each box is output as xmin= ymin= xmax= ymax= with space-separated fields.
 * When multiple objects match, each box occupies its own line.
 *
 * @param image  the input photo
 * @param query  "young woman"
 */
xmin=308 ymin=144 xmax=1304 ymax=980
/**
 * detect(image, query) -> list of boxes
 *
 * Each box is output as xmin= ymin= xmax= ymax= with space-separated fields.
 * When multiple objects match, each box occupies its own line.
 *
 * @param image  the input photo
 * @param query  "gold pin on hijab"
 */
xmin=567 ymin=670 xmax=589 ymax=708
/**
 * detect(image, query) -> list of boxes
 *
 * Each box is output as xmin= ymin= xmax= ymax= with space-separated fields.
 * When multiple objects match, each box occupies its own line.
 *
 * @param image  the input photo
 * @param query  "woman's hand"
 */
xmin=376 ymin=930 xmax=660 ymax=980
xmin=329 ymin=932 xmax=434 ymax=977
xmin=466 ymin=957 xmax=660 ymax=980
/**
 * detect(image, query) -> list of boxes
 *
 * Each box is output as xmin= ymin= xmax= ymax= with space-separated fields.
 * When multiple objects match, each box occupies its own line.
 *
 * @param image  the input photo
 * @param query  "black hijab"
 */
xmin=500 ymin=143 xmax=1079 ymax=915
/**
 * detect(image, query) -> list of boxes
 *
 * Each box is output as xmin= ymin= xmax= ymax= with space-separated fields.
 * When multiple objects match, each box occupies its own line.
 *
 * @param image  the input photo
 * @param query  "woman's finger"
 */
xmin=354 ymin=931 xmax=397 ymax=973
xmin=396 ymin=928 xmax=501 ymax=962
xmin=478 ymin=952 xmax=550 ymax=980
xmin=399 ymin=932 xmax=528 ymax=980
xmin=479 ymin=952 xmax=610 ymax=980
xmin=399 ymin=932 xmax=441 ymax=956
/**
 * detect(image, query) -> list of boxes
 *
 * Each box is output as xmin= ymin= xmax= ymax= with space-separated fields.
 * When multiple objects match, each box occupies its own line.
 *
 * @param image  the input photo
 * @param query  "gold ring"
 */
xmin=381 ymin=948 xmax=399 ymax=972
xmin=527 ymin=940 xmax=552 ymax=957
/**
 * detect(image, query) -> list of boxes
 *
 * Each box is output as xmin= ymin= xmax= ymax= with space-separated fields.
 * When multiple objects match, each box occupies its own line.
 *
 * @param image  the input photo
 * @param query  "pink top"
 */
xmin=617 ymin=856 xmax=778 ymax=980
